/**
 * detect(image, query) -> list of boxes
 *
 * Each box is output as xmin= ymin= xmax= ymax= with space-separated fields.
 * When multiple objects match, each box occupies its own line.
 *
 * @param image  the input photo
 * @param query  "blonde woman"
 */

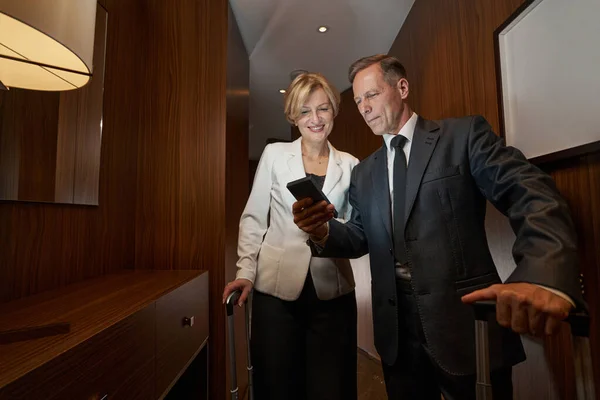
xmin=222 ymin=73 xmax=359 ymax=400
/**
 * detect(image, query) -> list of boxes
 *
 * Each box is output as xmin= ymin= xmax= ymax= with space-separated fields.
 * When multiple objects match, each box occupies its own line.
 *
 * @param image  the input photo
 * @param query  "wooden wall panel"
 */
xmin=330 ymin=0 xmax=599 ymax=396
xmin=113 ymin=0 xmax=229 ymax=397
xmin=1 ymin=0 xmax=232 ymax=397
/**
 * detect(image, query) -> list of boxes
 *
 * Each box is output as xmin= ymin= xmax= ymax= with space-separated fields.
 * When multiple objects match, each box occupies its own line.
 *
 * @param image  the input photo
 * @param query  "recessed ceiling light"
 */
xmin=318 ymin=26 xmax=328 ymax=33
xmin=279 ymin=89 xmax=286 ymax=93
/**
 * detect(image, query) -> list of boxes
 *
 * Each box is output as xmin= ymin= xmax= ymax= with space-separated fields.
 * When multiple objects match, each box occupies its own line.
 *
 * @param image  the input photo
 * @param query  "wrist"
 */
xmin=310 ymin=223 xmax=330 ymax=244
xmin=312 ymin=225 xmax=327 ymax=240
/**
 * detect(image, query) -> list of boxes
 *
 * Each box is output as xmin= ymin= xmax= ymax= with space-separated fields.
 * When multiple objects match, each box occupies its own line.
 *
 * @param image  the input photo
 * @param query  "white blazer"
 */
xmin=236 ymin=138 xmax=359 ymax=301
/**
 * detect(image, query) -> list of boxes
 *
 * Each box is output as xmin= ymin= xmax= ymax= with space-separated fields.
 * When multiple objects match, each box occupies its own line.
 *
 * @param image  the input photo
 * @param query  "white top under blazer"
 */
xmin=236 ymin=137 xmax=360 ymax=301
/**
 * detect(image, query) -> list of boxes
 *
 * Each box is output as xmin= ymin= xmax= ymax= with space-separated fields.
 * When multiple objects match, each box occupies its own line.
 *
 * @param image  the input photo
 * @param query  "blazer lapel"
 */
xmin=371 ymin=145 xmax=392 ymax=242
xmin=286 ymin=138 xmax=306 ymax=180
xmin=322 ymin=143 xmax=342 ymax=196
xmin=405 ymin=118 xmax=440 ymax=225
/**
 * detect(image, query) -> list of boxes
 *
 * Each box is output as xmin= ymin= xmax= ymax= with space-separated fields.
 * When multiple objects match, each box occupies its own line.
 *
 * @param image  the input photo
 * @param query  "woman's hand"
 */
xmin=222 ymin=278 xmax=254 ymax=306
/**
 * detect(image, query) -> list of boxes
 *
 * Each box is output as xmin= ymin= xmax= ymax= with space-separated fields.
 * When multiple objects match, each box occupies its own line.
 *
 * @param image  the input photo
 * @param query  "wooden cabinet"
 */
xmin=156 ymin=274 xmax=209 ymax=398
xmin=0 ymin=270 xmax=209 ymax=400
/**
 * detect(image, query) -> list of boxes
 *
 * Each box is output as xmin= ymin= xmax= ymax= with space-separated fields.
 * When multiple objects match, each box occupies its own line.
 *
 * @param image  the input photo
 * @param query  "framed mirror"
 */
xmin=0 ymin=3 xmax=107 ymax=205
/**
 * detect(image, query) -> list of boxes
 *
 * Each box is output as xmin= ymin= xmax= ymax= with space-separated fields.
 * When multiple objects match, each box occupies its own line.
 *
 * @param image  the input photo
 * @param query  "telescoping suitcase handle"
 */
xmin=472 ymin=301 xmax=595 ymax=400
xmin=226 ymin=290 xmax=254 ymax=400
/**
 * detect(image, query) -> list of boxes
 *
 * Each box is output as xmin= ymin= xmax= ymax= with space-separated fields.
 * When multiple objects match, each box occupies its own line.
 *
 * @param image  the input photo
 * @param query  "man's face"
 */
xmin=352 ymin=63 xmax=409 ymax=136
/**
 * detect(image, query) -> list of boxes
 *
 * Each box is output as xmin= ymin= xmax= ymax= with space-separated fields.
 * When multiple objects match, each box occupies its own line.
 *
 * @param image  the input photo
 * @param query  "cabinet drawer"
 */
xmin=1 ymin=306 xmax=155 ymax=400
xmin=156 ymin=272 xmax=209 ymax=397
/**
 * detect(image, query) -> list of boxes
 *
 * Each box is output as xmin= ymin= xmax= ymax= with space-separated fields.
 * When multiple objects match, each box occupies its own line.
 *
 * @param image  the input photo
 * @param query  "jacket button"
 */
xmin=389 ymin=248 xmax=393 ymax=255
xmin=388 ymin=298 xmax=396 ymax=306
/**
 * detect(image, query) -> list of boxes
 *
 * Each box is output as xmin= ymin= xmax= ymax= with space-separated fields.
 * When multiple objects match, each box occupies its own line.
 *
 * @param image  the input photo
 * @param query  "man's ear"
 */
xmin=397 ymin=78 xmax=409 ymax=100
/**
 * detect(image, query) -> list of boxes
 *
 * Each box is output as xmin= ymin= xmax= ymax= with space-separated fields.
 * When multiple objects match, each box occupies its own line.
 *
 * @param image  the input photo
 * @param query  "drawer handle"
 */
xmin=182 ymin=316 xmax=195 ymax=327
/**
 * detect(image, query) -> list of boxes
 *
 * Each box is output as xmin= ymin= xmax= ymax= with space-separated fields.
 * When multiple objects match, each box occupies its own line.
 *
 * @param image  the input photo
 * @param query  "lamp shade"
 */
xmin=0 ymin=0 xmax=97 ymax=91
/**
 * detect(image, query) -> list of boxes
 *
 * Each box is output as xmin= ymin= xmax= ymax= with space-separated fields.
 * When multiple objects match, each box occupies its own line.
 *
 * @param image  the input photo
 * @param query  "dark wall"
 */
xmin=328 ymin=0 xmax=599 ymax=397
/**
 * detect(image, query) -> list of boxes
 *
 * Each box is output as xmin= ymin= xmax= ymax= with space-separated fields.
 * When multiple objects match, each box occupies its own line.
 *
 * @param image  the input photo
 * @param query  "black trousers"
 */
xmin=250 ymin=272 xmax=357 ymax=400
xmin=382 ymin=278 xmax=513 ymax=400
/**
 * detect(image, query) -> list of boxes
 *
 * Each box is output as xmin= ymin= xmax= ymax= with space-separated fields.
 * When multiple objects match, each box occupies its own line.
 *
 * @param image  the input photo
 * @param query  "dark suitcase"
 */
xmin=226 ymin=290 xmax=255 ymax=400
xmin=473 ymin=301 xmax=595 ymax=400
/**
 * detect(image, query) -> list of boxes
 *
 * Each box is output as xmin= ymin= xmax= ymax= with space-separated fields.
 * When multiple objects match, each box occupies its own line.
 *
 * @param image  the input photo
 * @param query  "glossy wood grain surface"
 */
xmin=0 ymin=270 xmax=202 ymax=387
xmin=1 ymin=306 xmax=155 ymax=400
xmin=0 ymin=269 xmax=204 ymax=390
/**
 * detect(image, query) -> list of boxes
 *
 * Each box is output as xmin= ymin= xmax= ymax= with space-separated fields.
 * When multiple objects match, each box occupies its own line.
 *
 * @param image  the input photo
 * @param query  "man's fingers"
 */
xmin=509 ymin=293 xmax=530 ymax=334
xmin=461 ymin=282 xmax=572 ymax=337
xmin=528 ymin=306 xmax=545 ymax=336
xmin=292 ymin=198 xmax=314 ymax=214
xmin=496 ymin=290 xmax=512 ymax=329
xmin=544 ymin=316 xmax=562 ymax=335
xmin=460 ymin=285 xmax=499 ymax=304
xmin=293 ymin=201 xmax=329 ymax=224
xmin=302 ymin=218 xmax=331 ymax=234
xmin=544 ymin=298 xmax=570 ymax=320
xmin=295 ymin=209 xmax=332 ymax=230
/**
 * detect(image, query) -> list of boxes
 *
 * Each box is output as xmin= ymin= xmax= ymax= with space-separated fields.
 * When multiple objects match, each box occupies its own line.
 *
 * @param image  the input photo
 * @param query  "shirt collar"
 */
xmin=383 ymin=112 xmax=418 ymax=152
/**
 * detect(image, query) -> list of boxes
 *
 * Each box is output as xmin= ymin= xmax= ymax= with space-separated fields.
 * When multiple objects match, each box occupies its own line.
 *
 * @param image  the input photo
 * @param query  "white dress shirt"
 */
xmin=383 ymin=112 xmax=419 ymax=219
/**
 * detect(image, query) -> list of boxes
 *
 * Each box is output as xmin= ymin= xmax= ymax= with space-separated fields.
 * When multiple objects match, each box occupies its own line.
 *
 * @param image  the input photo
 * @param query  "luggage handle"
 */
xmin=226 ymin=290 xmax=241 ymax=316
xmin=472 ymin=301 xmax=594 ymax=400
xmin=225 ymin=289 xmax=255 ymax=400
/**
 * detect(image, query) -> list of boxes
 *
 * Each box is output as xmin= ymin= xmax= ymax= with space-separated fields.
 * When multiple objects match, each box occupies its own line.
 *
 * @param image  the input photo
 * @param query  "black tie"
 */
xmin=391 ymin=135 xmax=408 ymax=265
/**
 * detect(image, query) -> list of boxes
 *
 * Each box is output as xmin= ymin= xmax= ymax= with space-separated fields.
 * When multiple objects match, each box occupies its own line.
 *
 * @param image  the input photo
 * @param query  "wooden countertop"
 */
xmin=0 ymin=269 xmax=206 ymax=389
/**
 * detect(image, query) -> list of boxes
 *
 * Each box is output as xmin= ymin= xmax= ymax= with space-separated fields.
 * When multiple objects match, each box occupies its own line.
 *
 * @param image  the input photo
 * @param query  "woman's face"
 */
xmin=295 ymin=87 xmax=334 ymax=143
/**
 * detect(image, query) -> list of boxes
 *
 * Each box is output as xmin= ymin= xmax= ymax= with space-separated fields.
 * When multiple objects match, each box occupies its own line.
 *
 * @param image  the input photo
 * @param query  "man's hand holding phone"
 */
xmin=292 ymin=198 xmax=336 ymax=240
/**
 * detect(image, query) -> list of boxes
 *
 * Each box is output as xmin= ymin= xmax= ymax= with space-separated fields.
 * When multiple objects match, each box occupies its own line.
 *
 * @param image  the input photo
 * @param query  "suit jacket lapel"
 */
xmin=405 ymin=118 xmax=440 ymax=225
xmin=371 ymin=145 xmax=392 ymax=241
xmin=286 ymin=138 xmax=306 ymax=180
xmin=322 ymin=143 xmax=342 ymax=196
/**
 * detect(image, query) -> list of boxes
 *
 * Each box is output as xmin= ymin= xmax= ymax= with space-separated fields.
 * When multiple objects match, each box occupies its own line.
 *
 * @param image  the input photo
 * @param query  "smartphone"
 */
xmin=286 ymin=176 xmax=338 ymax=218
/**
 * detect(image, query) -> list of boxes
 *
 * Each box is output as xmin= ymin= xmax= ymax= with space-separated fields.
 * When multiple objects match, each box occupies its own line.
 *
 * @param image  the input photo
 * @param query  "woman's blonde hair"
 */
xmin=283 ymin=72 xmax=340 ymax=124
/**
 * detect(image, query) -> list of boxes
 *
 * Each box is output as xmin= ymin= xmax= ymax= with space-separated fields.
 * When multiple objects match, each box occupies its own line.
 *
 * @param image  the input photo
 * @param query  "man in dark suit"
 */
xmin=292 ymin=55 xmax=584 ymax=399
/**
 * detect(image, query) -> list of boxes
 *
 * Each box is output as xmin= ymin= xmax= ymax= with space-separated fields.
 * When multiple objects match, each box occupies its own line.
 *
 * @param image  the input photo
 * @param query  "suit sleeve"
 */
xmin=310 ymin=164 xmax=369 ymax=259
xmin=235 ymin=145 xmax=274 ymax=283
xmin=467 ymin=116 xmax=584 ymax=309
